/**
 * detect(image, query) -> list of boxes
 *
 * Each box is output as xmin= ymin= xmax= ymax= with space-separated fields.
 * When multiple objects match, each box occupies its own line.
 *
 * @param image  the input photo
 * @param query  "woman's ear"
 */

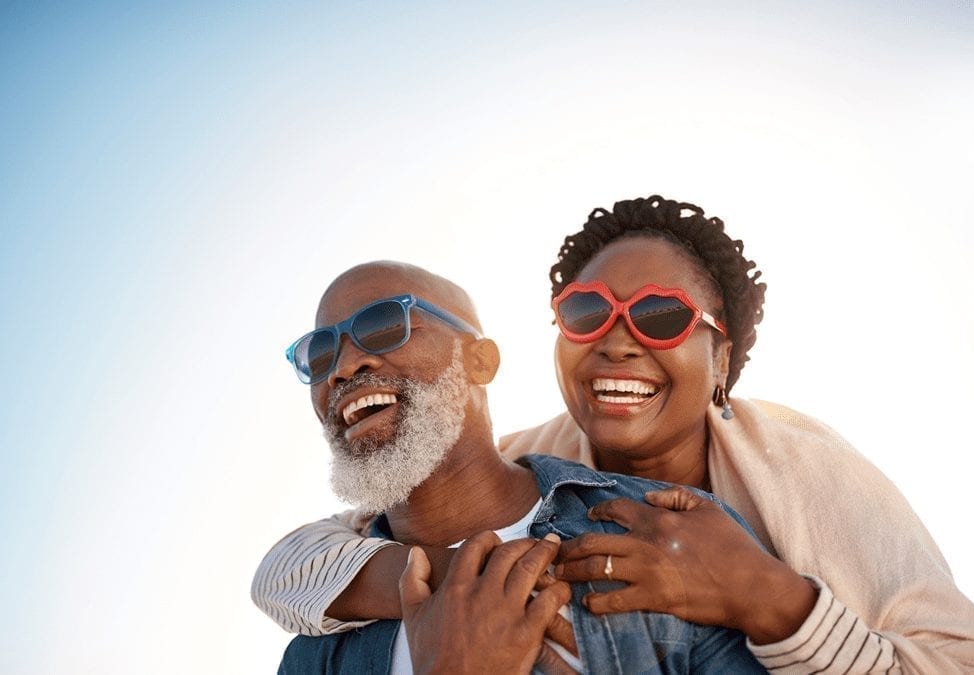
xmin=713 ymin=338 xmax=732 ymax=384
xmin=465 ymin=338 xmax=500 ymax=385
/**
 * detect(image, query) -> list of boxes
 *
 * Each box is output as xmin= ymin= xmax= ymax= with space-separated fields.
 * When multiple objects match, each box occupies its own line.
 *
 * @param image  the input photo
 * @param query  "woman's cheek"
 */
xmin=554 ymin=339 xmax=588 ymax=414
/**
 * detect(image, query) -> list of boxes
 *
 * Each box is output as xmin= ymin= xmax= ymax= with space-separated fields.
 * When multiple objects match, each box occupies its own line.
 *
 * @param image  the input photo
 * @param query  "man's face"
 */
xmin=312 ymin=266 xmax=474 ymax=512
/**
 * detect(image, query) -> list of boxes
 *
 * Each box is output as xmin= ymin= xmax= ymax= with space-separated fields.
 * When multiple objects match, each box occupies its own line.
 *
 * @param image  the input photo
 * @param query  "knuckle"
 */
xmin=554 ymin=581 xmax=572 ymax=603
xmin=575 ymin=535 xmax=597 ymax=554
xmin=516 ymin=554 xmax=542 ymax=576
xmin=585 ymin=557 xmax=604 ymax=576
xmin=656 ymin=510 xmax=680 ymax=530
xmin=473 ymin=530 xmax=501 ymax=546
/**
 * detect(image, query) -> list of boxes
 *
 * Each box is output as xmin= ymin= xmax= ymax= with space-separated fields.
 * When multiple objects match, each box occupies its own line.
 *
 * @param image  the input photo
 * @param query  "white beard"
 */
xmin=323 ymin=342 xmax=469 ymax=513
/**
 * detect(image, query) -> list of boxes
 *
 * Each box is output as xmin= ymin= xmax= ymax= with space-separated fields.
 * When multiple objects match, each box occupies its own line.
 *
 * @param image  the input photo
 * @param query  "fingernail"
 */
xmin=543 ymin=533 xmax=561 ymax=543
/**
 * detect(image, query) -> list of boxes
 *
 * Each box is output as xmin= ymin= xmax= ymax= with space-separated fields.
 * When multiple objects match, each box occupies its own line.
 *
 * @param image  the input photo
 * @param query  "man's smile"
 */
xmin=342 ymin=392 xmax=399 ymax=426
xmin=327 ymin=381 xmax=405 ymax=439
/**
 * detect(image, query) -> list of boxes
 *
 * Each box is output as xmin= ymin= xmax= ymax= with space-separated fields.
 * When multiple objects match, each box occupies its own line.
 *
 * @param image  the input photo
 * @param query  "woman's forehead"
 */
xmin=577 ymin=236 xmax=723 ymax=310
xmin=580 ymin=238 xmax=694 ymax=284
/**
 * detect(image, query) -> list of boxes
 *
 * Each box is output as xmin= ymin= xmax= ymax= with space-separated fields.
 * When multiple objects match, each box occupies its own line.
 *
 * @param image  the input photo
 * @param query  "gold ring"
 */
xmin=604 ymin=554 xmax=614 ymax=580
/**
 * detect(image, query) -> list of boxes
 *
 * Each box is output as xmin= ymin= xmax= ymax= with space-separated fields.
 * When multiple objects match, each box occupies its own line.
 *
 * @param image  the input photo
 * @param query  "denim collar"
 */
xmin=369 ymin=454 xmax=618 ymax=539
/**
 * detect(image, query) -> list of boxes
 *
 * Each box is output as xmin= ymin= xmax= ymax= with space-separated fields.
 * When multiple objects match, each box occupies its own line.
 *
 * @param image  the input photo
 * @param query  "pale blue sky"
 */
xmin=2 ymin=2 xmax=972 ymax=672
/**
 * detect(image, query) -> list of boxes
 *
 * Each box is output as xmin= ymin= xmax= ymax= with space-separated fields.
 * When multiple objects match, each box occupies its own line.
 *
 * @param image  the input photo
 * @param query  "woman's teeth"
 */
xmin=592 ymin=378 xmax=660 ymax=403
xmin=342 ymin=393 xmax=398 ymax=426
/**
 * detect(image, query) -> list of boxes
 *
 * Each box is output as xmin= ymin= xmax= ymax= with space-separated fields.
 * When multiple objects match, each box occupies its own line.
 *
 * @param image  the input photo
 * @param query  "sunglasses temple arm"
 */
xmin=702 ymin=311 xmax=727 ymax=335
xmin=416 ymin=301 xmax=483 ymax=338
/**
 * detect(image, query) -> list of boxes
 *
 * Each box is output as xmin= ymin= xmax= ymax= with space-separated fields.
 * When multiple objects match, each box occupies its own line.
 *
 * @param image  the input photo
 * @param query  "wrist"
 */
xmin=740 ymin=562 xmax=818 ymax=645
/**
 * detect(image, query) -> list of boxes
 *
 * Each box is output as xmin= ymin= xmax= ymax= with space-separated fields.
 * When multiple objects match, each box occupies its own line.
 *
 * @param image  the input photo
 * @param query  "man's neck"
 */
xmin=384 ymin=436 xmax=541 ymax=547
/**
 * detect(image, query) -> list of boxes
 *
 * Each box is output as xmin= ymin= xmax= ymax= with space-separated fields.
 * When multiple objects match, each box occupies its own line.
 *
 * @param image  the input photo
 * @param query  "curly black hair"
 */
xmin=550 ymin=195 xmax=766 ymax=392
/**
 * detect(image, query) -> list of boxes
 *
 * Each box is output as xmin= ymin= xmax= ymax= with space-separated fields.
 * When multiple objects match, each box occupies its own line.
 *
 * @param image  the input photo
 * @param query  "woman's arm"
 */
xmin=251 ymin=509 xmax=453 ymax=635
xmin=555 ymin=486 xmax=974 ymax=673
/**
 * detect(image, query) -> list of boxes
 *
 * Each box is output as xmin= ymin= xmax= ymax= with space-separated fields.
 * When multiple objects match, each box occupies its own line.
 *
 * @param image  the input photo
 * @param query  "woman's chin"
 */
xmin=585 ymin=421 xmax=660 ymax=460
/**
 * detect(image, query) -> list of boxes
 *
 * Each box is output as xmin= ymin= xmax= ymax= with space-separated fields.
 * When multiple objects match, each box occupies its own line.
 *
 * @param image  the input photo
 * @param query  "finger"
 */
xmin=556 ymin=532 xmax=635 ymax=562
xmin=480 ymin=537 xmax=541 ymax=589
xmin=503 ymin=534 xmax=561 ymax=599
xmin=555 ymin=553 xmax=632 ymax=583
xmin=445 ymin=530 xmax=501 ymax=585
xmin=534 ymin=643 xmax=577 ymax=675
xmin=526 ymin=580 xmax=573 ymax=630
xmin=544 ymin=610 xmax=579 ymax=659
xmin=534 ymin=567 xmax=559 ymax=591
xmin=399 ymin=547 xmax=432 ymax=622
xmin=582 ymin=586 xmax=668 ymax=616
xmin=643 ymin=485 xmax=708 ymax=511
xmin=586 ymin=497 xmax=647 ymax=529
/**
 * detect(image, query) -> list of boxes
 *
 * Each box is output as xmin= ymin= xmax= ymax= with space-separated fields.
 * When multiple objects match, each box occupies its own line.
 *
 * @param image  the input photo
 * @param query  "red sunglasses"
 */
xmin=552 ymin=280 xmax=727 ymax=350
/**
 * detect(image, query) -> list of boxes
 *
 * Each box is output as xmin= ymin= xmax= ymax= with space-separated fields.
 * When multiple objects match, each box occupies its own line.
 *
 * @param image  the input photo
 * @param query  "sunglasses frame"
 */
xmin=552 ymin=280 xmax=727 ymax=350
xmin=286 ymin=294 xmax=482 ymax=385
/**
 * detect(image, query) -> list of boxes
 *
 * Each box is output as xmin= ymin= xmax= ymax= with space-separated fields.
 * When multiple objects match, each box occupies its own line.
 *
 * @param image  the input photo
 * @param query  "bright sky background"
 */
xmin=1 ymin=2 xmax=972 ymax=673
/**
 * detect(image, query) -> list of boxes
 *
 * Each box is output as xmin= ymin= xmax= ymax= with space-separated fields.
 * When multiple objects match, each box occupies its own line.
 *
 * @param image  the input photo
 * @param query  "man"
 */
xmin=275 ymin=261 xmax=764 ymax=673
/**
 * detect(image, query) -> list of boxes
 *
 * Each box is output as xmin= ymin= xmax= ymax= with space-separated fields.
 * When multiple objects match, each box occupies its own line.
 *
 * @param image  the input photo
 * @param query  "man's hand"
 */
xmin=554 ymin=487 xmax=817 ymax=644
xmin=400 ymin=531 xmax=572 ymax=674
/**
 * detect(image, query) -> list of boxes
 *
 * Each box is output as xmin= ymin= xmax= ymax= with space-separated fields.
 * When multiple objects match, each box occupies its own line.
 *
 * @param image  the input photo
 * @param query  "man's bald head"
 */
xmin=317 ymin=261 xmax=482 ymax=333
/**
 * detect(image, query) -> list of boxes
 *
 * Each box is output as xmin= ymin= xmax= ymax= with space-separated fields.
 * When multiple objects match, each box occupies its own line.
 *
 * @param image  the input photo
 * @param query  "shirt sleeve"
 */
xmin=251 ymin=509 xmax=400 ymax=636
xmin=748 ymin=576 xmax=899 ymax=673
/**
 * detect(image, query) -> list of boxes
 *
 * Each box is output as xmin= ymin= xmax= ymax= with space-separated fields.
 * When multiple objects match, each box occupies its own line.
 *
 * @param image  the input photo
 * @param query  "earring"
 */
xmin=712 ymin=385 xmax=734 ymax=420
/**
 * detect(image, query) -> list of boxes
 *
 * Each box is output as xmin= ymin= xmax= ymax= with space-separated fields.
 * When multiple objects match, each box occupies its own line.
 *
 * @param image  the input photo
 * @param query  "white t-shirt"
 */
xmin=390 ymin=499 xmax=581 ymax=673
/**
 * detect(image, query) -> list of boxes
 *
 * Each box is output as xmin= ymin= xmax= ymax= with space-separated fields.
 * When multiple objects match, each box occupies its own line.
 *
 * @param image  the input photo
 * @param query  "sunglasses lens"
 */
xmin=290 ymin=330 xmax=338 ymax=384
xmin=558 ymin=291 xmax=613 ymax=335
xmin=352 ymin=300 xmax=409 ymax=352
xmin=630 ymin=295 xmax=694 ymax=340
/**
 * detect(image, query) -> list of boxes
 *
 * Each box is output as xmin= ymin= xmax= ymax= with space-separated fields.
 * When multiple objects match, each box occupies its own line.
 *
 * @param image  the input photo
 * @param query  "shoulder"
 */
xmin=713 ymin=399 xmax=954 ymax=594
xmin=499 ymin=412 xmax=585 ymax=460
xmin=715 ymin=398 xmax=872 ymax=474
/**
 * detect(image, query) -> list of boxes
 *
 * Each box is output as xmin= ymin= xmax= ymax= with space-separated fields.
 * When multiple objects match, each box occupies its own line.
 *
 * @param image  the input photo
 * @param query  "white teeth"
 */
xmin=595 ymin=394 xmax=646 ymax=404
xmin=342 ymin=393 xmax=398 ymax=425
xmin=592 ymin=378 xmax=659 ymax=395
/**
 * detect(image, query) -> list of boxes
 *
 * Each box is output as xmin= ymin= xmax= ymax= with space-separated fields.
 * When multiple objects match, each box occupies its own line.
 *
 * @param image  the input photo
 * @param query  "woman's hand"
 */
xmin=400 ymin=531 xmax=573 ymax=674
xmin=554 ymin=486 xmax=817 ymax=644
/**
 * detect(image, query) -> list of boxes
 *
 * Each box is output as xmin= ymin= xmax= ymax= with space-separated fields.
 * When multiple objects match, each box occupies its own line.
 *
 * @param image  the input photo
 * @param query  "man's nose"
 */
xmin=326 ymin=336 xmax=384 ymax=388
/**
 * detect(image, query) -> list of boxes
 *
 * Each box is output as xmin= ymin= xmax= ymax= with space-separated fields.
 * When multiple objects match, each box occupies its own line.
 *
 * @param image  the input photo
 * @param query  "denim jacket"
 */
xmin=279 ymin=454 xmax=766 ymax=674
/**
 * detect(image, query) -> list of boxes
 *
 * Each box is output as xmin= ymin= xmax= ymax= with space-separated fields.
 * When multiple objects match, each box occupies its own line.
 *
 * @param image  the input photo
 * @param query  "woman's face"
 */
xmin=554 ymin=236 xmax=731 ymax=463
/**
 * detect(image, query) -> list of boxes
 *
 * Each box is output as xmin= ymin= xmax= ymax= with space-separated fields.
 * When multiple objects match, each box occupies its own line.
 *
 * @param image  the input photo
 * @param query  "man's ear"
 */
xmin=465 ymin=338 xmax=500 ymax=385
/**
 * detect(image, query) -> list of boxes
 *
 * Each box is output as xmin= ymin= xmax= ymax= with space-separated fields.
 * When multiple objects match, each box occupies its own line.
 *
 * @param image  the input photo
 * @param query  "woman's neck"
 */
xmin=593 ymin=428 xmax=711 ymax=490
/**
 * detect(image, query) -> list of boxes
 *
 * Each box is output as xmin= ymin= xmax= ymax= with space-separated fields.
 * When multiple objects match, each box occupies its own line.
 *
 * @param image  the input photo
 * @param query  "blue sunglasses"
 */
xmin=286 ymin=294 xmax=482 ymax=385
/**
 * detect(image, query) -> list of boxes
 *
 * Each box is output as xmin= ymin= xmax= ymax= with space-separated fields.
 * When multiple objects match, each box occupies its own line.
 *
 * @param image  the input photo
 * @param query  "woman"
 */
xmin=253 ymin=195 xmax=974 ymax=672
